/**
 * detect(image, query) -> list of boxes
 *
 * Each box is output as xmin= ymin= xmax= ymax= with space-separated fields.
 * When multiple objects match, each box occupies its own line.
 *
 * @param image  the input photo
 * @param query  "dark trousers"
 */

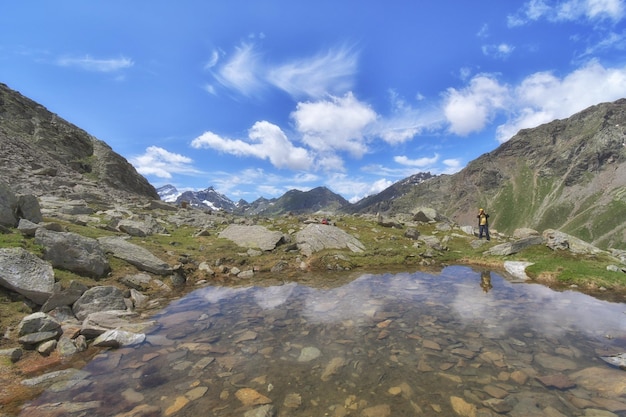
xmin=479 ymin=225 xmax=490 ymax=240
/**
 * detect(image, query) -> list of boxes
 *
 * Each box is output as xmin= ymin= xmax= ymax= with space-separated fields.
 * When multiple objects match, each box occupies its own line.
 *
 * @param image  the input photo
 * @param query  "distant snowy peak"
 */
xmin=156 ymin=184 xmax=237 ymax=212
xmin=156 ymin=184 xmax=181 ymax=203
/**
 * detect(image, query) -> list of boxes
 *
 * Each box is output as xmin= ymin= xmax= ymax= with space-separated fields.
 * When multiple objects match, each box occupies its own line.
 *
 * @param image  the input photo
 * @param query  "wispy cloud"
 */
xmin=56 ymin=55 xmax=133 ymax=72
xmin=208 ymin=42 xmax=358 ymax=99
xmin=481 ymin=43 xmax=515 ymax=59
xmin=130 ymin=146 xmax=202 ymax=179
xmin=212 ymin=43 xmax=263 ymax=96
xmin=267 ymin=45 xmax=358 ymax=99
xmin=508 ymin=0 xmax=625 ymax=26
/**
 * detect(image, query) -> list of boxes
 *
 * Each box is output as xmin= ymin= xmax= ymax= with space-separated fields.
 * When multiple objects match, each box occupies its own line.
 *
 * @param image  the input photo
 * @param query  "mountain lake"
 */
xmin=17 ymin=266 xmax=626 ymax=416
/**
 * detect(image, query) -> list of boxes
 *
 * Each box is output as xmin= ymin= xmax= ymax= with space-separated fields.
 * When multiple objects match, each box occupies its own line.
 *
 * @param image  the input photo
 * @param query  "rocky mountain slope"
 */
xmin=354 ymin=99 xmax=626 ymax=250
xmin=0 ymin=83 xmax=158 ymax=202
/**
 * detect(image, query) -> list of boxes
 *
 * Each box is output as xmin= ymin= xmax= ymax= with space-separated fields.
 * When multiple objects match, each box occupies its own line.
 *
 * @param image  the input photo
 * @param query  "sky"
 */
xmin=1 ymin=1 xmax=626 ymax=203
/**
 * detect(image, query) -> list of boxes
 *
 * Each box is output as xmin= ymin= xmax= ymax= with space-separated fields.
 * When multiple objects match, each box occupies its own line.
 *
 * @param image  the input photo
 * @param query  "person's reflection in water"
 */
xmin=480 ymin=271 xmax=493 ymax=293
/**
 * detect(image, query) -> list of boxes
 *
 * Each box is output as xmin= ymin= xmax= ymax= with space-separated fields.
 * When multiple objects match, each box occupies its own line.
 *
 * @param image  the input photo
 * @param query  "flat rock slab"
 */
xmin=295 ymin=224 xmax=364 ymax=257
xmin=218 ymin=225 xmax=284 ymax=251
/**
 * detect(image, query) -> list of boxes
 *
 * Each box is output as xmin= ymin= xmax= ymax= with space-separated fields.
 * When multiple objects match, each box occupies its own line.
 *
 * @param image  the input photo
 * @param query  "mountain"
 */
xmin=156 ymin=185 xmax=238 ymax=212
xmin=248 ymin=186 xmax=350 ymax=216
xmin=157 ymin=185 xmax=349 ymax=216
xmin=0 ymin=83 xmax=158 ymax=201
xmin=353 ymin=99 xmax=626 ymax=250
xmin=347 ymin=172 xmax=435 ymax=213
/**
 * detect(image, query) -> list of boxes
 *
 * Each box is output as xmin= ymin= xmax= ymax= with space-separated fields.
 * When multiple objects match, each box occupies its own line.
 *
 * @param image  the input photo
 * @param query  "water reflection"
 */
xmin=20 ymin=266 xmax=626 ymax=416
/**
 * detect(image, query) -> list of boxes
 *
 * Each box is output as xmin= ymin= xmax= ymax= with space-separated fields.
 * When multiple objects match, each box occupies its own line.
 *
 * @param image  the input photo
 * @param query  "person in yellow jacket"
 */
xmin=477 ymin=208 xmax=490 ymax=241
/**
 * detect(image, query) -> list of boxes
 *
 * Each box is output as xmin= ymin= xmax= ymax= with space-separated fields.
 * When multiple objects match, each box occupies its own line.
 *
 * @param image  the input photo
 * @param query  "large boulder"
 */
xmin=484 ymin=236 xmax=543 ymax=256
xmin=543 ymin=229 xmax=606 ymax=255
xmin=0 ymin=247 xmax=55 ymax=304
xmin=16 ymin=194 xmax=43 ymax=224
xmin=35 ymin=228 xmax=110 ymax=278
xmin=98 ymin=236 xmax=172 ymax=275
xmin=295 ymin=224 xmax=365 ymax=257
xmin=72 ymin=286 xmax=128 ymax=321
xmin=218 ymin=224 xmax=285 ymax=251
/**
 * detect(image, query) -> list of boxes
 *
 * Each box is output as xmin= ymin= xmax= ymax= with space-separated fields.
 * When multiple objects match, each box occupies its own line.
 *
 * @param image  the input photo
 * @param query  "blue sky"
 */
xmin=2 ymin=1 xmax=626 ymax=203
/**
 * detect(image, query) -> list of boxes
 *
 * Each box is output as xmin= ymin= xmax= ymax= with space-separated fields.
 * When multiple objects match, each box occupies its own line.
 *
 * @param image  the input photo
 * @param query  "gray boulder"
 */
xmin=412 ymin=207 xmax=442 ymax=222
xmin=218 ymin=224 xmax=285 ymax=251
xmin=0 ymin=247 xmax=55 ymax=304
xmin=72 ymin=286 xmax=128 ymax=321
xmin=0 ymin=182 xmax=18 ymax=227
xmin=92 ymin=329 xmax=146 ymax=348
xmin=543 ymin=229 xmax=606 ymax=255
xmin=98 ymin=236 xmax=172 ymax=275
xmin=81 ymin=310 xmax=153 ymax=338
xmin=41 ymin=280 xmax=88 ymax=313
xmin=117 ymin=215 xmax=166 ymax=237
xmin=484 ymin=236 xmax=543 ymax=256
xmin=295 ymin=224 xmax=364 ymax=257
xmin=17 ymin=312 xmax=62 ymax=347
xmin=16 ymin=194 xmax=43 ymax=224
xmin=35 ymin=228 xmax=110 ymax=278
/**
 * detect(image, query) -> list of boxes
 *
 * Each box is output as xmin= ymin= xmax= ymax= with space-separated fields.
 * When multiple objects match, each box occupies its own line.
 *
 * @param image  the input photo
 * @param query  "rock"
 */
xmin=536 ymin=373 xmax=576 ymax=389
xmin=0 ymin=347 xmax=23 ymax=363
xmin=503 ymin=261 xmax=534 ymax=281
xmin=35 ymin=228 xmax=110 ymax=278
xmin=92 ymin=329 xmax=146 ymax=348
xmin=219 ymin=224 xmax=285 ymax=251
xmin=512 ymin=228 xmax=540 ymax=239
xmin=17 ymin=312 xmax=62 ymax=347
xmin=413 ymin=207 xmax=442 ymax=222
xmin=235 ymin=388 xmax=272 ymax=406
xmin=404 ymin=228 xmax=420 ymax=240
xmin=17 ymin=194 xmax=43 ymax=224
xmin=0 ymin=247 xmax=55 ymax=304
xmin=460 ymin=225 xmax=475 ymax=236
xmin=295 ymin=224 xmax=364 ymax=256
xmin=98 ymin=236 xmax=172 ymax=275
xmin=361 ymin=404 xmax=391 ymax=417
xmin=244 ymin=405 xmax=276 ymax=417
xmin=543 ymin=229 xmax=606 ymax=255
xmin=0 ymin=182 xmax=19 ymax=227
xmin=484 ymin=236 xmax=543 ymax=256
xmin=450 ymin=396 xmax=477 ymax=417
xmin=117 ymin=215 xmax=166 ymax=237
xmin=17 ymin=218 xmax=40 ymax=237
xmin=298 ymin=346 xmax=321 ymax=362
xmin=41 ymin=280 xmax=88 ymax=313
xmin=320 ymin=357 xmax=346 ymax=381
xmin=570 ymin=366 xmax=626 ymax=396
xmin=72 ymin=286 xmax=128 ymax=321
xmin=80 ymin=310 xmax=150 ymax=338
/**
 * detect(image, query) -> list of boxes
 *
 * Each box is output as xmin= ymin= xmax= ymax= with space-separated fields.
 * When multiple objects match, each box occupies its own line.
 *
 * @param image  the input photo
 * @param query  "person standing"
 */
xmin=477 ymin=208 xmax=490 ymax=241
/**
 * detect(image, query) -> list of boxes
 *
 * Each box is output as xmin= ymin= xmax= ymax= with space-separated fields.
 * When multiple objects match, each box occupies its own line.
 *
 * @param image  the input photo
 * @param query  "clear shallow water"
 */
xmin=19 ymin=266 xmax=626 ymax=416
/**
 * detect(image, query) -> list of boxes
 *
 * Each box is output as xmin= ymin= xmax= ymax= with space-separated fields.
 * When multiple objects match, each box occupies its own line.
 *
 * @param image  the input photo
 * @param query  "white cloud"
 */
xmin=131 ymin=146 xmax=200 ymax=179
xmin=442 ymin=158 xmax=463 ymax=174
xmin=481 ymin=43 xmax=515 ymax=59
xmin=443 ymin=75 xmax=510 ymax=136
xmin=56 ymin=55 xmax=133 ymax=72
xmin=191 ymin=121 xmax=314 ymax=170
xmin=495 ymin=60 xmax=626 ymax=142
xmin=267 ymin=45 xmax=358 ymax=99
xmin=292 ymin=92 xmax=377 ymax=158
xmin=394 ymin=154 xmax=439 ymax=167
xmin=213 ymin=43 xmax=263 ymax=96
xmin=509 ymin=0 xmax=624 ymax=26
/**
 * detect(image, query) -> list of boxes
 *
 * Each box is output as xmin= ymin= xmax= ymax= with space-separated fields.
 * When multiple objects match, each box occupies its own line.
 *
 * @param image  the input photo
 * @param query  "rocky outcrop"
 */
xmin=0 ymin=182 xmax=42 ymax=228
xmin=0 ymin=83 xmax=158 ymax=203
